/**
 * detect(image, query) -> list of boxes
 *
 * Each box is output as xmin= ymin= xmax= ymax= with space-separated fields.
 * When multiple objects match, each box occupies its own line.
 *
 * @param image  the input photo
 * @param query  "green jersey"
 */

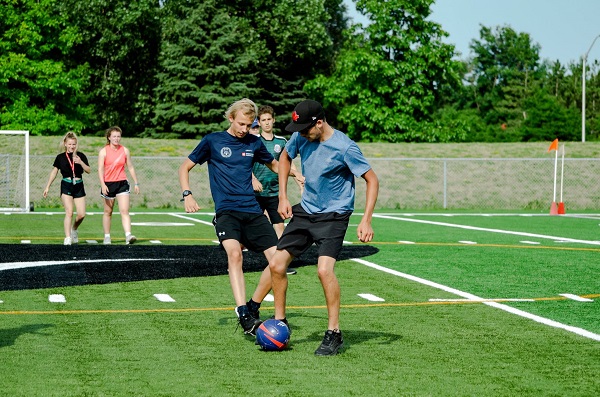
xmin=253 ymin=134 xmax=287 ymax=197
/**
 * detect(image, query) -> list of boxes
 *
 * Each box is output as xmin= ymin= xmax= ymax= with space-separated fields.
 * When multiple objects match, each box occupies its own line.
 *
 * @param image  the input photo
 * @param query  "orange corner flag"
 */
xmin=548 ymin=138 xmax=559 ymax=152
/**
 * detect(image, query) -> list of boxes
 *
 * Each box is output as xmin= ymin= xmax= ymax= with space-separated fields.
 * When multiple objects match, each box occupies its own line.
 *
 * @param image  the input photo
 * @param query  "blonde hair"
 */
xmin=105 ymin=126 xmax=123 ymax=144
xmin=224 ymin=98 xmax=257 ymax=121
xmin=60 ymin=131 xmax=78 ymax=153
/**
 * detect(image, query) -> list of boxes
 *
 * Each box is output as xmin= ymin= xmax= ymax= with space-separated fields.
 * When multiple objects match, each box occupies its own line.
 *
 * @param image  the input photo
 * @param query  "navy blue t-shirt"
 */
xmin=188 ymin=131 xmax=274 ymax=214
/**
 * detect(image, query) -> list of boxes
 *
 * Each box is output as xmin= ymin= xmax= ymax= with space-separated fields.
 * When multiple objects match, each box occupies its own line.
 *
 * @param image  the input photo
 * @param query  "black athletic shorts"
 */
xmin=60 ymin=179 xmax=86 ymax=198
xmin=256 ymin=195 xmax=284 ymax=224
xmin=101 ymin=180 xmax=130 ymax=199
xmin=213 ymin=210 xmax=278 ymax=253
xmin=277 ymin=204 xmax=351 ymax=259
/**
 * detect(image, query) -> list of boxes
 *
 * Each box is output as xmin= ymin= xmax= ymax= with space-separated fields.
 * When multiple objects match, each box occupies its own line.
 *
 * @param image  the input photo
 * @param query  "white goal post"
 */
xmin=0 ymin=130 xmax=30 ymax=212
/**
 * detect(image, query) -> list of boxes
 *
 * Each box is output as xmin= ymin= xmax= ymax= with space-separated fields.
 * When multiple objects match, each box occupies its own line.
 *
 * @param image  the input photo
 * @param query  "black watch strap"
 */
xmin=180 ymin=190 xmax=193 ymax=201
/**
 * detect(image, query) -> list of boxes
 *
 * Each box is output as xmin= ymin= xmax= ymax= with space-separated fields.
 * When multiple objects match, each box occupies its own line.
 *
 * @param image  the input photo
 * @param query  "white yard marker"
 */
xmin=86 ymin=240 xmax=98 ymax=244
xmin=49 ymin=294 xmax=66 ymax=303
xmin=358 ymin=293 xmax=385 ymax=302
xmin=21 ymin=240 xmax=31 ymax=244
xmin=459 ymin=240 xmax=477 ymax=244
xmin=263 ymin=293 xmax=274 ymax=302
xmin=398 ymin=240 xmax=416 ymax=244
xmin=560 ymin=294 xmax=594 ymax=302
xmin=150 ymin=240 xmax=162 ymax=244
xmin=0 ymin=299 xmax=3 ymax=303
xmin=153 ymin=294 xmax=176 ymax=302
xmin=343 ymin=240 xmax=353 ymax=245
xmin=520 ymin=241 xmax=541 ymax=245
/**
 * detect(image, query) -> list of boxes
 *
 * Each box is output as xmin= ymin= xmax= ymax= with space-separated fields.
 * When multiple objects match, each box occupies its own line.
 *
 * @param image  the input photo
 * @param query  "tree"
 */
xmin=151 ymin=0 xmax=343 ymax=138
xmin=0 ymin=0 xmax=92 ymax=135
xmin=305 ymin=0 xmax=462 ymax=142
xmin=61 ymin=0 xmax=161 ymax=135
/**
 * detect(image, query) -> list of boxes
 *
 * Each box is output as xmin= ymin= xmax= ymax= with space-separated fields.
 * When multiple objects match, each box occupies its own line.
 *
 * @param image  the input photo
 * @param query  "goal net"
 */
xmin=0 ymin=131 xmax=30 ymax=212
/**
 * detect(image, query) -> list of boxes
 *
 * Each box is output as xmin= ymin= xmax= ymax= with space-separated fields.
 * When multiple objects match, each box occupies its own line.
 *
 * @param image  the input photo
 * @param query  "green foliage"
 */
xmin=61 ymin=0 xmax=162 ymax=135
xmin=0 ymin=0 xmax=93 ymax=135
xmin=306 ymin=0 xmax=461 ymax=142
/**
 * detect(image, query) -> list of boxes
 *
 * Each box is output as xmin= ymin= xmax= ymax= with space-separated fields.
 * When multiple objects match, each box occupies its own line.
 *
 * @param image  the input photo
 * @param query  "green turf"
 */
xmin=1 ymin=210 xmax=600 ymax=396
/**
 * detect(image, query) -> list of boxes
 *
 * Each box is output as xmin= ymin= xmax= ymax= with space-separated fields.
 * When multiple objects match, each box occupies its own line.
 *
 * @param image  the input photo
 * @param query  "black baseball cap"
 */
xmin=285 ymin=100 xmax=325 ymax=132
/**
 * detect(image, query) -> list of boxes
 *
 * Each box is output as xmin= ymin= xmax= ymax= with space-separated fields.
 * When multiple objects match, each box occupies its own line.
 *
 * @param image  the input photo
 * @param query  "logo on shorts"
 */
xmin=274 ymin=144 xmax=282 ymax=153
xmin=220 ymin=147 xmax=232 ymax=158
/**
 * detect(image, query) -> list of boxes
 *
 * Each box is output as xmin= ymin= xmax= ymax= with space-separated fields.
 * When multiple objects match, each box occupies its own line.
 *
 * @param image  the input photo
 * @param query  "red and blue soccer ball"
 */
xmin=256 ymin=319 xmax=290 ymax=351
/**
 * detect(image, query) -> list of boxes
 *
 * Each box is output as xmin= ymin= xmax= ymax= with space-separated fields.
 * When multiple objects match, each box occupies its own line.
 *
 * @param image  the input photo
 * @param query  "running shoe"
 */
xmin=126 ymin=234 xmax=137 ymax=245
xmin=314 ymin=329 xmax=344 ymax=356
xmin=63 ymin=237 xmax=72 ymax=246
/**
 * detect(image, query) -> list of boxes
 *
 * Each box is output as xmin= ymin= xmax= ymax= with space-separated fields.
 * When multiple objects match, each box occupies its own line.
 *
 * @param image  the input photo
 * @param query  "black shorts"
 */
xmin=277 ymin=204 xmax=351 ymax=259
xmin=213 ymin=210 xmax=278 ymax=253
xmin=60 ymin=179 xmax=86 ymax=198
xmin=101 ymin=180 xmax=130 ymax=199
xmin=256 ymin=195 xmax=284 ymax=224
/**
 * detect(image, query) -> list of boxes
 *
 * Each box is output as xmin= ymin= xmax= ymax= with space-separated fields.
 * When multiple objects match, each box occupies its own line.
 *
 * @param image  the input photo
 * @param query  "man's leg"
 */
xmin=221 ymin=239 xmax=246 ymax=306
xmin=316 ymin=256 xmax=340 ymax=331
xmin=269 ymin=249 xmax=294 ymax=320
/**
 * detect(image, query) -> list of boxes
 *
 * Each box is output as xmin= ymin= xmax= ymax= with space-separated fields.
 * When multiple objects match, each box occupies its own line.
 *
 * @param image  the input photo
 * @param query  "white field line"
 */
xmin=372 ymin=214 xmax=600 ymax=245
xmin=168 ymin=213 xmax=214 ymax=226
xmin=351 ymin=258 xmax=600 ymax=342
xmin=0 ymin=258 xmax=175 ymax=272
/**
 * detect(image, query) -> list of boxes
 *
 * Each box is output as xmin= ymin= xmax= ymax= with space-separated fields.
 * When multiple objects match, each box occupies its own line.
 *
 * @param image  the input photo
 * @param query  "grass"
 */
xmin=1 ymin=210 xmax=600 ymax=396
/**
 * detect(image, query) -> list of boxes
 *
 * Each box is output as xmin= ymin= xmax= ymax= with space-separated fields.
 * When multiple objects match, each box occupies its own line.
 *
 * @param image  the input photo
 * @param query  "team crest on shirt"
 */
xmin=220 ymin=147 xmax=232 ymax=158
xmin=274 ymin=144 xmax=282 ymax=153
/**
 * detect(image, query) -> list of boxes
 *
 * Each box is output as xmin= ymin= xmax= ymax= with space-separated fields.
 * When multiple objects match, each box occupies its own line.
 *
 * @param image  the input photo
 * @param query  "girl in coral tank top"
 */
xmin=97 ymin=126 xmax=140 ymax=245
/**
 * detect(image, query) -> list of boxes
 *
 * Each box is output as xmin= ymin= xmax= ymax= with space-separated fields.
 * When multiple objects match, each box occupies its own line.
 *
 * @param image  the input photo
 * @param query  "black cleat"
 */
xmin=235 ymin=306 xmax=262 ymax=336
xmin=286 ymin=268 xmax=298 ymax=275
xmin=314 ymin=329 xmax=344 ymax=356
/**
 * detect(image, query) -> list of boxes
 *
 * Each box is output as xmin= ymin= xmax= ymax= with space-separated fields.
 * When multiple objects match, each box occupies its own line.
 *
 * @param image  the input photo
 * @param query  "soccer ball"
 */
xmin=256 ymin=319 xmax=290 ymax=351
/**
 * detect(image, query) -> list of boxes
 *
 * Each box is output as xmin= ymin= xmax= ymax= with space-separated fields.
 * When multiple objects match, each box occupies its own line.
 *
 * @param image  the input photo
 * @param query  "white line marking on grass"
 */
xmin=86 ymin=240 xmax=98 ymax=244
xmin=560 ymin=294 xmax=594 ymax=302
xmin=153 ymin=294 xmax=176 ymax=302
xmin=0 ymin=299 xmax=3 ymax=303
xmin=150 ymin=240 xmax=162 ymax=244
xmin=21 ymin=240 xmax=31 ymax=244
xmin=0 ymin=258 xmax=176 ymax=271
xmin=358 ymin=293 xmax=385 ymax=302
xmin=351 ymin=258 xmax=600 ymax=342
xmin=429 ymin=298 xmax=535 ymax=302
xmin=48 ymin=294 xmax=66 ymax=303
xmin=459 ymin=241 xmax=477 ymax=244
xmin=520 ymin=241 xmax=540 ymax=245
xmin=343 ymin=240 xmax=353 ymax=244
xmin=132 ymin=222 xmax=194 ymax=227
xmin=168 ymin=213 xmax=214 ymax=226
xmin=398 ymin=240 xmax=416 ymax=244
xmin=372 ymin=214 xmax=600 ymax=246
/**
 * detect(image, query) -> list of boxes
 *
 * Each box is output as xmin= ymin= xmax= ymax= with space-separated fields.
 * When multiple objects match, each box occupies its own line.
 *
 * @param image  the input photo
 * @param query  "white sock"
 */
xmin=104 ymin=234 xmax=110 ymax=238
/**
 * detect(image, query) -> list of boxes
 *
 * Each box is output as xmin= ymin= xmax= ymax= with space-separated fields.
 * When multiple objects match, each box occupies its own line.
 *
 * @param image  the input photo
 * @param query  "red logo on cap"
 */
xmin=292 ymin=111 xmax=299 ymax=121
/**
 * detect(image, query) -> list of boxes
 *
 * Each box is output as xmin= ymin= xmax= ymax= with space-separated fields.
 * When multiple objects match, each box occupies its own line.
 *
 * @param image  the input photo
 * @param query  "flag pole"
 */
xmin=549 ymin=139 xmax=559 ymax=215
xmin=558 ymin=144 xmax=566 ymax=214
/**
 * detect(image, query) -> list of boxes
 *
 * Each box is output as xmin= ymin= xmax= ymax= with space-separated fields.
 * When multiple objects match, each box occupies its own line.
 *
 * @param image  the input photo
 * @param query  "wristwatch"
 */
xmin=182 ymin=190 xmax=193 ymax=198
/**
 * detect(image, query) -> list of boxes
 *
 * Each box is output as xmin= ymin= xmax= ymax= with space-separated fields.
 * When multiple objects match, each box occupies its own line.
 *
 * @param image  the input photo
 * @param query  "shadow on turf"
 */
xmin=0 ymin=324 xmax=54 ymax=348
xmin=0 ymin=244 xmax=379 ymax=291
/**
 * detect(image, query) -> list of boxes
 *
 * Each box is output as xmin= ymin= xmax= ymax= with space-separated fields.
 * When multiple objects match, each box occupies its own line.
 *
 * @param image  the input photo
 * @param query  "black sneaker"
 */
xmin=235 ymin=306 xmax=262 ymax=336
xmin=314 ymin=329 xmax=344 ymax=356
xmin=286 ymin=268 xmax=298 ymax=275
xmin=246 ymin=300 xmax=260 ymax=321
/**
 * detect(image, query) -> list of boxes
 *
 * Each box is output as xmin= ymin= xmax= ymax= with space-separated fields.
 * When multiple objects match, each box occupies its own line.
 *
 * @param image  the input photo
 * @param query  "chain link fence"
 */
xmin=21 ymin=156 xmax=600 ymax=211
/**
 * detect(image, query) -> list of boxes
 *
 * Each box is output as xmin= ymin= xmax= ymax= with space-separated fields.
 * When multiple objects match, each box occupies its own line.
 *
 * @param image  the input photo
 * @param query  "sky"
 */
xmin=344 ymin=0 xmax=600 ymax=66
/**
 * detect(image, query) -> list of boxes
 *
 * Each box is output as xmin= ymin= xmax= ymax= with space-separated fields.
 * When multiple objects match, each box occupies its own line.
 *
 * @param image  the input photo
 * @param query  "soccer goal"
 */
xmin=0 ymin=130 xmax=30 ymax=212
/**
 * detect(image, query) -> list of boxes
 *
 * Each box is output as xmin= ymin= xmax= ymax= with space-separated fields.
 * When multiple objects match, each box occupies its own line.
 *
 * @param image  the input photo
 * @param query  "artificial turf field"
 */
xmin=1 ymin=210 xmax=599 ymax=396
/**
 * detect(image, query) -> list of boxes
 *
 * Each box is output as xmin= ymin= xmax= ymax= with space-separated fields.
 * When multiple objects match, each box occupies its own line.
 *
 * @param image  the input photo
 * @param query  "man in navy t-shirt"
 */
xmin=179 ymin=98 xmax=298 ymax=336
